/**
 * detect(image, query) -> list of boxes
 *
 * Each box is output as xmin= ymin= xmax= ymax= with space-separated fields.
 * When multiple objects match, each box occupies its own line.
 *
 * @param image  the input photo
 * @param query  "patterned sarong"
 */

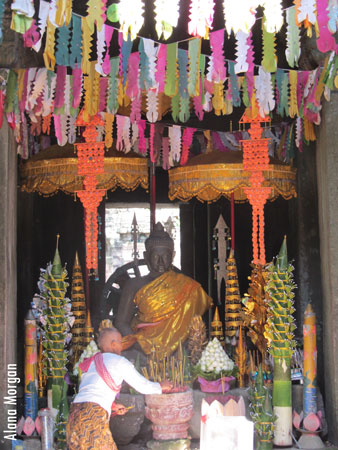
xmin=66 ymin=402 xmax=117 ymax=450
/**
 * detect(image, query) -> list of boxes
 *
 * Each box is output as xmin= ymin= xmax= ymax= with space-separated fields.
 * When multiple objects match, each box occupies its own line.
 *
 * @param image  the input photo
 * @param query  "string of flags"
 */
xmin=6 ymin=0 xmax=338 ymax=56
xmin=1 ymin=45 xmax=337 ymax=155
xmin=1 ymin=0 xmax=338 ymax=165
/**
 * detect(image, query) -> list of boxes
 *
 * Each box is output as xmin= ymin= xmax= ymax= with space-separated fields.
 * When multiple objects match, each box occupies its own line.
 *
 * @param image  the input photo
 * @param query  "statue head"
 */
xmin=144 ymin=222 xmax=175 ymax=275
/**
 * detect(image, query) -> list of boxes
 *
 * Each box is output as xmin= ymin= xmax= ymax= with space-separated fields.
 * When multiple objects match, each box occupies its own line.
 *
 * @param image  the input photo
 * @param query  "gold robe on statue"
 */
xmin=123 ymin=271 xmax=212 ymax=355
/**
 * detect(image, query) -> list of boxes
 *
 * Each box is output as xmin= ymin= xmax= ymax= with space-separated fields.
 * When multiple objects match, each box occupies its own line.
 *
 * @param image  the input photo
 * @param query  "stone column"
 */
xmin=316 ymin=93 xmax=338 ymax=445
xmin=0 ymin=121 xmax=17 ymax=448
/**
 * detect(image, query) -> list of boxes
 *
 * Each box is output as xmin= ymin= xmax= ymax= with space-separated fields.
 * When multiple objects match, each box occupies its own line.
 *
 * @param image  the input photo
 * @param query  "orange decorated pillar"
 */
xmin=303 ymin=303 xmax=317 ymax=418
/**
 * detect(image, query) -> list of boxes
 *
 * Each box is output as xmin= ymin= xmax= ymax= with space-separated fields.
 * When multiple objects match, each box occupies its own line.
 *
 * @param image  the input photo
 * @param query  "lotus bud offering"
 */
xmin=197 ymin=338 xmax=235 ymax=377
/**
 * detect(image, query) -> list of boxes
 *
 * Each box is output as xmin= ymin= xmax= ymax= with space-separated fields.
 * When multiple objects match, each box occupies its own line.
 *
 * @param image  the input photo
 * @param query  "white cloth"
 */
xmin=73 ymin=353 xmax=161 ymax=415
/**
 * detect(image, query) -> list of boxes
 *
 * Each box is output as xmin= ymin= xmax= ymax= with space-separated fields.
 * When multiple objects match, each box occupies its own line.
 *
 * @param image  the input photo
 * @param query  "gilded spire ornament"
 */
xmin=242 ymin=264 xmax=269 ymax=369
xmin=211 ymin=306 xmax=224 ymax=345
xmin=225 ymin=249 xmax=242 ymax=345
xmin=70 ymin=252 xmax=88 ymax=366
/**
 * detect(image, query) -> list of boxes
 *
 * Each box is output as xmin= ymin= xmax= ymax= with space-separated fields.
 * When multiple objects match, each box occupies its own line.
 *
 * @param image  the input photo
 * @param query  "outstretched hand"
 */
xmin=160 ymin=380 xmax=173 ymax=393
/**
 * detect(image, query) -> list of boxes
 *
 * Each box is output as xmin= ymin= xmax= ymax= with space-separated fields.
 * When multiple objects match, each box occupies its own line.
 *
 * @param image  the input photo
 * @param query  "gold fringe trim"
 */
xmin=169 ymin=163 xmax=297 ymax=203
xmin=20 ymin=157 xmax=148 ymax=196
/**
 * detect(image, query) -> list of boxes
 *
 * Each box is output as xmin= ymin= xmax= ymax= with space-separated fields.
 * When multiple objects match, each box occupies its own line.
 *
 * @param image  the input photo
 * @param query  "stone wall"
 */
xmin=0 ymin=122 xmax=17 ymax=449
xmin=317 ymin=93 xmax=338 ymax=445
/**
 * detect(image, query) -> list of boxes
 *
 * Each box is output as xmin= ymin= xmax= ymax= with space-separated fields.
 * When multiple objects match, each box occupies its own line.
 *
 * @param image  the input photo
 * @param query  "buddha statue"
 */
xmin=115 ymin=222 xmax=212 ymax=357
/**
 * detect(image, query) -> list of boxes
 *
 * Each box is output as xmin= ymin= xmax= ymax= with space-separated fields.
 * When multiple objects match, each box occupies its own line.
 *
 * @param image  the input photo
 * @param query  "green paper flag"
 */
xmin=165 ymin=42 xmax=178 ymax=97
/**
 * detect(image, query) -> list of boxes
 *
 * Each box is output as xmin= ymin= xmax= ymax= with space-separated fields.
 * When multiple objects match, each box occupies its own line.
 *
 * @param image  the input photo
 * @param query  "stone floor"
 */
xmin=22 ymin=437 xmax=338 ymax=450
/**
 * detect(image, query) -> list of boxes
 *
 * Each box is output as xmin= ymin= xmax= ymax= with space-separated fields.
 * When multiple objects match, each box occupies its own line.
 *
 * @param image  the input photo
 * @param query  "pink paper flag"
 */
xmin=102 ymin=26 xmax=114 ymax=75
xmin=54 ymin=65 xmax=67 ymax=109
xmin=156 ymin=44 xmax=167 ymax=93
xmin=72 ymin=65 xmax=83 ymax=109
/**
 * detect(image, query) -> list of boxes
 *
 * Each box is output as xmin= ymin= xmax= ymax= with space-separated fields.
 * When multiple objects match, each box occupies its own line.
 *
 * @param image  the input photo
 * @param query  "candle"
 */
xmin=303 ymin=303 xmax=317 ymax=418
xmin=24 ymin=310 xmax=38 ymax=420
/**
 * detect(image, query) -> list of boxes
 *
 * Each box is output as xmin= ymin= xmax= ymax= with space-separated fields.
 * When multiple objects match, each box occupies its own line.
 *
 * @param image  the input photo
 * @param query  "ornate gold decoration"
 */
xmin=19 ymin=144 xmax=149 ymax=196
xmin=211 ymin=306 xmax=224 ymax=344
xmin=168 ymin=150 xmax=297 ymax=203
xmin=69 ymin=252 xmax=88 ymax=367
xmin=225 ymin=249 xmax=242 ymax=343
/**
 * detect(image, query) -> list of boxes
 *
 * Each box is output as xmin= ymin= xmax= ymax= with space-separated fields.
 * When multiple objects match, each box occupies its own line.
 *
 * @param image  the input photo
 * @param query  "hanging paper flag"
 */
xmin=131 ymin=120 xmax=138 ymax=147
xmin=276 ymin=69 xmax=289 ymax=117
xmin=193 ymin=78 xmax=204 ymax=120
xmin=81 ymin=17 xmax=93 ymax=75
xmin=317 ymin=0 xmax=337 ymax=53
xmin=54 ymin=0 xmax=72 ymax=27
xmin=41 ymin=71 xmax=56 ymax=117
xmin=297 ymin=0 xmax=316 ymax=31
xmin=116 ymin=114 xmax=131 ymax=152
xmin=54 ymin=66 xmax=67 ymax=110
xmin=295 ymin=116 xmax=303 ymax=150
xmin=118 ymin=0 xmax=144 ymax=40
xmin=178 ymin=48 xmax=190 ymax=122
xmin=98 ymin=77 xmax=108 ymax=112
xmin=156 ymin=44 xmax=167 ymax=93
xmin=143 ymin=38 xmax=158 ymax=88
xmin=328 ymin=0 xmax=338 ymax=33
xmin=188 ymin=38 xmax=201 ymax=96
xmin=262 ymin=17 xmax=277 ymax=73
xmin=171 ymin=92 xmax=180 ymax=122
xmin=188 ymin=0 xmax=215 ymax=38
xmin=53 ymin=113 xmax=68 ymax=146
xmin=164 ymin=42 xmax=178 ymax=97
xmin=137 ymin=119 xmax=146 ymax=154
xmin=126 ymin=52 xmax=140 ymax=100
xmin=43 ymin=19 xmax=56 ymax=71
xmin=180 ymin=127 xmax=196 ymax=165
xmin=228 ymin=61 xmax=241 ymax=107
xmin=255 ymin=66 xmax=275 ymax=116
xmin=286 ymin=6 xmax=301 ymax=68
xmin=119 ymin=32 xmax=133 ymax=88
xmin=32 ymin=0 xmax=50 ymax=52
xmin=95 ymin=25 xmax=107 ymax=75
xmin=23 ymin=20 xmax=39 ymax=48
xmin=55 ymin=22 xmax=71 ymax=67
xmin=223 ymin=0 xmax=257 ymax=35
xmin=246 ymin=32 xmax=255 ymax=101
xmin=104 ymin=112 xmax=114 ymax=148
xmin=69 ymin=15 xmax=82 ymax=68
xmin=154 ymin=0 xmax=179 ymax=39
xmin=146 ymin=89 xmax=159 ymax=122
xmin=11 ymin=0 xmax=35 ymax=33
xmin=139 ymin=38 xmax=151 ymax=91
xmin=86 ymin=0 xmax=106 ymax=33
xmin=102 ymin=26 xmax=114 ymax=75
xmin=107 ymin=56 xmax=119 ymax=114
xmin=26 ymin=68 xmax=46 ymax=112
xmin=235 ymin=30 xmax=249 ymax=73
xmin=209 ymin=29 xmax=226 ymax=82
xmin=289 ymin=70 xmax=299 ymax=118
xmin=168 ymin=125 xmax=181 ymax=164
xmin=262 ymin=0 xmax=283 ymax=33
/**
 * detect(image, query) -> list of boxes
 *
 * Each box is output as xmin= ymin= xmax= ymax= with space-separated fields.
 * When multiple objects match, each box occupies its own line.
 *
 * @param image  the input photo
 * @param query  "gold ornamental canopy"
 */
xmin=168 ymin=150 xmax=297 ymax=203
xmin=20 ymin=144 xmax=149 ymax=196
